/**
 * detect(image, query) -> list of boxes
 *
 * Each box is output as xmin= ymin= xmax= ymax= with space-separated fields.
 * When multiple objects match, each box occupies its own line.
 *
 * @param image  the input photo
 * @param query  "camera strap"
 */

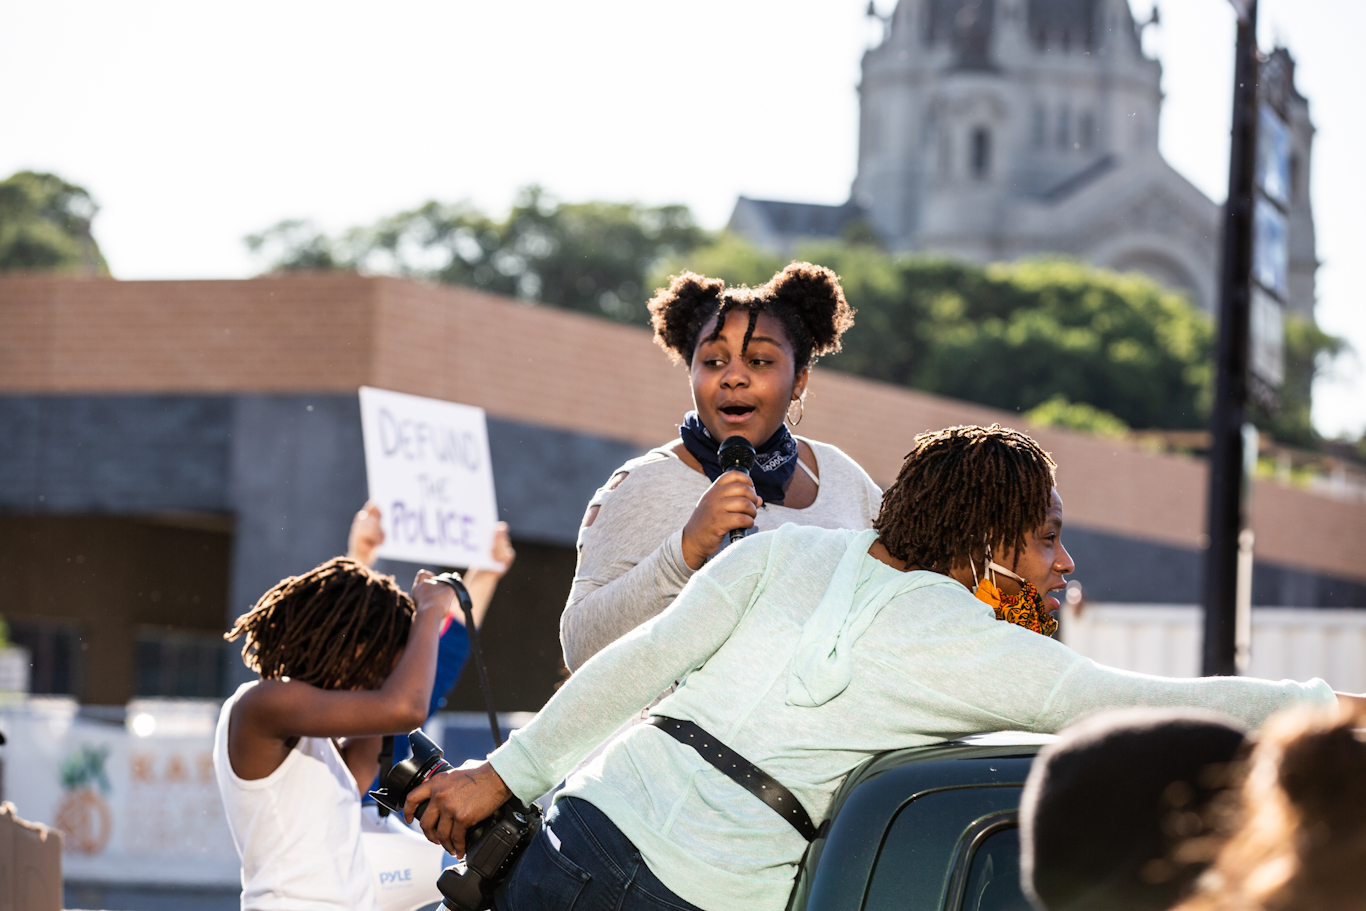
xmin=434 ymin=572 xmax=503 ymax=748
xmin=645 ymin=716 xmax=818 ymax=841
xmin=376 ymin=734 xmax=395 ymax=817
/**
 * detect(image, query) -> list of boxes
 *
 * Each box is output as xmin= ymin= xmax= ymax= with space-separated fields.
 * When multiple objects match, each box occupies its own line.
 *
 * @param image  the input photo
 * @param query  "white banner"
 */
xmin=0 ymin=698 xmax=459 ymax=906
xmin=359 ymin=387 xmax=501 ymax=570
xmin=0 ymin=698 xmax=239 ymax=887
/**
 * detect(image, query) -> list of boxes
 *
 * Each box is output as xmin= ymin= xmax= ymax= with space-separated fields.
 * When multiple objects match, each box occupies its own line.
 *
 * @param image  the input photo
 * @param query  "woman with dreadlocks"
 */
xmin=560 ymin=261 xmax=880 ymax=672
xmin=213 ymin=559 xmax=452 ymax=911
xmin=406 ymin=424 xmax=1361 ymax=911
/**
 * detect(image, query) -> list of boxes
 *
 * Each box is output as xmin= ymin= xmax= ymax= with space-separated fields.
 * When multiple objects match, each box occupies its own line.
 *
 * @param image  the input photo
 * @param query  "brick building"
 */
xmin=2 ymin=273 xmax=1363 ymax=710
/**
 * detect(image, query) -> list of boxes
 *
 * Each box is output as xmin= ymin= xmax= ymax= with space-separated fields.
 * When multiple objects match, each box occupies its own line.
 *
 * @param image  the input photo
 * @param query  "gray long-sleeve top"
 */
xmin=559 ymin=437 xmax=882 ymax=671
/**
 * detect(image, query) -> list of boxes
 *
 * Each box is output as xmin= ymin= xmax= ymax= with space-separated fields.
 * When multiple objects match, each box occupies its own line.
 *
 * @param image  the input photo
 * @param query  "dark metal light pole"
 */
xmin=1202 ymin=0 xmax=1260 ymax=677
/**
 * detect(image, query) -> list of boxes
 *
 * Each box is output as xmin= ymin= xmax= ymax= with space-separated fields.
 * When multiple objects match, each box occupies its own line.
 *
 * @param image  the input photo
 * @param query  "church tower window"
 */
xmin=1057 ymin=107 xmax=1071 ymax=149
xmin=971 ymin=127 xmax=991 ymax=179
xmin=1079 ymin=112 xmax=1095 ymax=151
xmin=1032 ymin=105 xmax=1047 ymax=148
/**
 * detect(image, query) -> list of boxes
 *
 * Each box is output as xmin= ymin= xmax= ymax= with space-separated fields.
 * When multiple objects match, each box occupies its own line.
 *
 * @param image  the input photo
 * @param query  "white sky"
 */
xmin=2 ymin=0 xmax=1361 ymax=438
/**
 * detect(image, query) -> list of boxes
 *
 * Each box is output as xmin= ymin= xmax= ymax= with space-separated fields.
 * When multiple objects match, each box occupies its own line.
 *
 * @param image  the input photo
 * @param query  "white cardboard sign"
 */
xmin=359 ymin=386 xmax=501 ymax=570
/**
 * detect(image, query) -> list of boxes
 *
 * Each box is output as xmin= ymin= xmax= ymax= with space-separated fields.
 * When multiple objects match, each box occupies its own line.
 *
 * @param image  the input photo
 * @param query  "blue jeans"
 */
xmin=493 ymin=797 xmax=702 ymax=911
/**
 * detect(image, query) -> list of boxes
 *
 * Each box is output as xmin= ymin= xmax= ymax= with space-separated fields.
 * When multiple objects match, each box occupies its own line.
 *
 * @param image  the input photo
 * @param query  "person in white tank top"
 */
xmin=214 ymin=558 xmax=451 ymax=911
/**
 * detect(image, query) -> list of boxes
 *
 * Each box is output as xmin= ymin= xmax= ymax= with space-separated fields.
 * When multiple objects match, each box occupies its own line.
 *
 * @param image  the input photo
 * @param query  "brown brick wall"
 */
xmin=782 ymin=372 xmax=1213 ymax=550
xmin=3 ymin=273 xmax=1363 ymax=583
xmin=0 ymin=274 xmax=373 ymax=392
xmin=368 ymin=277 xmax=693 ymax=445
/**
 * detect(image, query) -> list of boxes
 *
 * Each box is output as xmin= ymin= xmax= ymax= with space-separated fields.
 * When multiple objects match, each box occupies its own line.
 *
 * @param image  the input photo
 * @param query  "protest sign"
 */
xmin=358 ymin=387 xmax=501 ymax=570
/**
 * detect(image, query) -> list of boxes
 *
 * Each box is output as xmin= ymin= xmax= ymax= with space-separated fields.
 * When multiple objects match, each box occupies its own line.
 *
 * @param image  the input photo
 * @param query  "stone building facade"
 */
xmin=729 ymin=0 xmax=1317 ymax=317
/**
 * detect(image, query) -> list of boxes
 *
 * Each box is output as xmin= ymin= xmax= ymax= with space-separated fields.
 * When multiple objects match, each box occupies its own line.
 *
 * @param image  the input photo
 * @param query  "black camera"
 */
xmin=369 ymin=728 xmax=453 ymax=822
xmin=369 ymin=728 xmax=541 ymax=911
xmin=436 ymin=796 xmax=542 ymax=911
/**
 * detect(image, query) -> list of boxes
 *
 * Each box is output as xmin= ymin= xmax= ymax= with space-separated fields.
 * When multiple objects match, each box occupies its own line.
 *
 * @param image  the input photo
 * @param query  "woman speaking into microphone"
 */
xmin=561 ymin=262 xmax=881 ymax=671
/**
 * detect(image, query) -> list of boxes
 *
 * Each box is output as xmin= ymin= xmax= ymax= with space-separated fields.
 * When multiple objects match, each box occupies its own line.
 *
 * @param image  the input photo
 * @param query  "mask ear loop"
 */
xmin=987 ymin=558 xmax=1026 ymax=584
xmin=983 ymin=544 xmax=994 ymax=588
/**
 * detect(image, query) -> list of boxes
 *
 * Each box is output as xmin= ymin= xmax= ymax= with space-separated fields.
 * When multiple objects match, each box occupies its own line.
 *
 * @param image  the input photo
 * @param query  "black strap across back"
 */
xmin=645 ymin=716 xmax=819 ymax=841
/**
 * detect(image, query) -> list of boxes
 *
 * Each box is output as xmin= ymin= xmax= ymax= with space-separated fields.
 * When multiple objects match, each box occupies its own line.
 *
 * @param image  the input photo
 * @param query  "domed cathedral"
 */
xmin=728 ymin=0 xmax=1318 ymax=318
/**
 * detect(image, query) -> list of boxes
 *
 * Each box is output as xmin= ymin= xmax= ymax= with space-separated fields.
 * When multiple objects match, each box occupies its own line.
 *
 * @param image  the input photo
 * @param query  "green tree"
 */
xmin=245 ymin=187 xmax=706 ymax=324
xmin=1023 ymin=395 xmax=1130 ymax=438
xmin=649 ymin=230 xmax=787 ymax=290
xmin=899 ymin=257 xmax=1214 ymax=430
xmin=0 ymin=171 xmax=108 ymax=274
xmin=243 ymin=219 xmax=340 ymax=271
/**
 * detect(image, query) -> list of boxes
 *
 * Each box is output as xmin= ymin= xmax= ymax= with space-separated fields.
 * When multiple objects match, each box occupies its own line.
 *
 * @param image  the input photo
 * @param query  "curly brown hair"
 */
xmin=874 ymin=424 xmax=1057 ymax=572
xmin=224 ymin=557 xmax=414 ymax=691
xmin=647 ymin=261 xmax=856 ymax=371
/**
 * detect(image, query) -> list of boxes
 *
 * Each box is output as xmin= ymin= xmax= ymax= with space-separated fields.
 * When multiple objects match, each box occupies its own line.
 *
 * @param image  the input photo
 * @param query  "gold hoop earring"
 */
xmin=787 ymin=397 xmax=804 ymax=426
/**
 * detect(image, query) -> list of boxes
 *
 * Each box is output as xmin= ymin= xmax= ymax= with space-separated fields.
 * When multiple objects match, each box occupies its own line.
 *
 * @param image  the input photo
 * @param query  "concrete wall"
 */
xmin=0 ymin=394 xmax=232 ymax=513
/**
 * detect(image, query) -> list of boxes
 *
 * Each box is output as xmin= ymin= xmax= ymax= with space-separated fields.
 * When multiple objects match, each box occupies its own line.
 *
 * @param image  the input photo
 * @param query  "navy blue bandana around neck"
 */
xmin=679 ymin=410 xmax=799 ymax=506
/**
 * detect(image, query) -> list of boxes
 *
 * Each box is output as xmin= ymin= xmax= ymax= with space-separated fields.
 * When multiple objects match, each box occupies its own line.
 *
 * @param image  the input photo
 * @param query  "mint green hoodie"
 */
xmin=490 ymin=525 xmax=1333 ymax=911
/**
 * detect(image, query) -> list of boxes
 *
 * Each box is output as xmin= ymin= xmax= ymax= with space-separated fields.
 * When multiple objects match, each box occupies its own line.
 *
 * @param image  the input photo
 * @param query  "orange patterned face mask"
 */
xmin=972 ymin=559 xmax=1059 ymax=637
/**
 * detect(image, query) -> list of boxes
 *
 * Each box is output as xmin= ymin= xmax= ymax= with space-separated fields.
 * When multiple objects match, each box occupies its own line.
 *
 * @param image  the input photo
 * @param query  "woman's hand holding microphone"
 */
xmin=680 ymin=470 xmax=762 ymax=571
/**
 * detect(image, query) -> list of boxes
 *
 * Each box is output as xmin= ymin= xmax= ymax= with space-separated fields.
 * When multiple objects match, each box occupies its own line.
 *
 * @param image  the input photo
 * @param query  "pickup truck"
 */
xmin=789 ymin=732 xmax=1054 ymax=911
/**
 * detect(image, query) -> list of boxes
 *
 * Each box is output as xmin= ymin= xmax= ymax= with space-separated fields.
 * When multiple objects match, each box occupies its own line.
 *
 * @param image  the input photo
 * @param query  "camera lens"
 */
xmin=369 ymin=729 xmax=452 ymax=818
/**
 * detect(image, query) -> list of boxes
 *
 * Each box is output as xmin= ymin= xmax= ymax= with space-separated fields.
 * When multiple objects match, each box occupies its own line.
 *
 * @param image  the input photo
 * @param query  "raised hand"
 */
xmin=411 ymin=569 xmax=455 ymax=617
xmin=487 ymin=522 xmax=516 ymax=573
xmin=346 ymin=501 xmax=385 ymax=568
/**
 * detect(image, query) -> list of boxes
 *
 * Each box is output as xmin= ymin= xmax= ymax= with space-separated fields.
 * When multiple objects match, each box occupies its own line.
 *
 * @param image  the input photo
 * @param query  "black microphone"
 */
xmin=717 ymin=435 xmax=756 ymax=545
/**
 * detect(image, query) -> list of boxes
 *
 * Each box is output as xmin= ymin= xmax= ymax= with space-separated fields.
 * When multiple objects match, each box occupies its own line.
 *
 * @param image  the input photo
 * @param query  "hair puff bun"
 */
xmin=645 ymin=261 xmax=855 ymax=370
xmin=763 ymin=261 xmax=855 ymax=357
xmin=648 ymin=271 xmax=725 ymax=365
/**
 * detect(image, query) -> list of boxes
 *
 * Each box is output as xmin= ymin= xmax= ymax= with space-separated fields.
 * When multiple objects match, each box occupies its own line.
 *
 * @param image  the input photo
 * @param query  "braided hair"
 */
xmin=875 ymin=424 xmax=1057 ymax=573
xmin=224 ymin=557 xmax=415 ymax=691
xmin=647 ymin=261 xmax=856 ymax=370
